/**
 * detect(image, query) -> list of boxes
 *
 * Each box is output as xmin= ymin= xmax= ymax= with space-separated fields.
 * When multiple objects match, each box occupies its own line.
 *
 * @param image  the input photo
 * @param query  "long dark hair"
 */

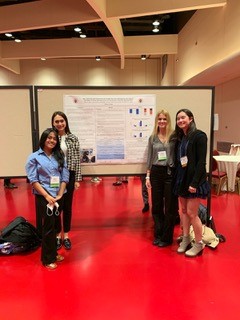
xmin=51 ymin=111 xmax=71 ymax=134
xmin=170 ymin=108 xmax=197 ymax=142
xmin=39 ymin=128 xmax=65 ymax=168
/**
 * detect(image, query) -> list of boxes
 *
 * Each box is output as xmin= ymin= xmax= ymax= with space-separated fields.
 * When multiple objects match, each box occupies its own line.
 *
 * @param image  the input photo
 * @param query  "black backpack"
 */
xmin=0 ymin=216 xmax=41 ymax=254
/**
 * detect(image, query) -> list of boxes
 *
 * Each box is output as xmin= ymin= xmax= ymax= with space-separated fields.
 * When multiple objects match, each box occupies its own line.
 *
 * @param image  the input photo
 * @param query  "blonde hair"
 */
xmin=150 ymin=109 xmax=173 ymax=142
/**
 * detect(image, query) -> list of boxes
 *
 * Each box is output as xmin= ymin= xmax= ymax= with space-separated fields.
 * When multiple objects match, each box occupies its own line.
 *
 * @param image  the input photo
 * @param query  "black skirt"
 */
xmin=173 ymin=163 xmax=210 ymax=199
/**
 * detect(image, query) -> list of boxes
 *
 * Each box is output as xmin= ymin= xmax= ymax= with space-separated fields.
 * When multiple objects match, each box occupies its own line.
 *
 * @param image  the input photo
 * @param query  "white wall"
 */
xmin=214 ymin=76 xmax=240 ymax=146
xmin=161 ymin=55 xmax=176 ymax=86
xmin=175 ymin=0 xmax=240 ymax=85
xmin=0 ymin=58 xmax=161 ymax=86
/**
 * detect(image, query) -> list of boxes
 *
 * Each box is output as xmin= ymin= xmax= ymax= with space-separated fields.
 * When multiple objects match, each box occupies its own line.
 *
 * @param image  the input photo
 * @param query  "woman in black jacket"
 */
xmin=170 ymin=109 xmax=210 ymax=257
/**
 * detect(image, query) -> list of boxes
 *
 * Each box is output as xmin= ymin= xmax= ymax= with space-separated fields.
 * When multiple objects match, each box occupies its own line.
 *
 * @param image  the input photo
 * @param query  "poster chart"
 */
xmin=63 ymin=94 xmax=156 ymax=165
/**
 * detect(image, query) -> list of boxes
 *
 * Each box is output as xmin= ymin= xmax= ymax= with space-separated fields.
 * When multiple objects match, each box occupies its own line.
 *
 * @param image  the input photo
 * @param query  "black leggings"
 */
xmin=55 ymin=170 xmax=75 ymax=234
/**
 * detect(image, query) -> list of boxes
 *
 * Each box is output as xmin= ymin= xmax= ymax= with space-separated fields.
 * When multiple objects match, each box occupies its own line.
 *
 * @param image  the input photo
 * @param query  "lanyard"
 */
xmin=179 ymin=137 xmax=189 ymax=158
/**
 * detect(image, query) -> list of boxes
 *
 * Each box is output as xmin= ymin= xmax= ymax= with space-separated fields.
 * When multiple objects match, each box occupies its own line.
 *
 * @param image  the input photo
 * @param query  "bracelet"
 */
xmin=145 ymin=176 xmax=150 ymax=180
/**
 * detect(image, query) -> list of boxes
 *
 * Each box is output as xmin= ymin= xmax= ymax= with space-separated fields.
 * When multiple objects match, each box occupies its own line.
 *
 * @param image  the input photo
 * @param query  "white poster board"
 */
xmin=63 ymin=94 xmax=156 ymax=165
xmin=35 ymin=86 xmax=214 ymax=175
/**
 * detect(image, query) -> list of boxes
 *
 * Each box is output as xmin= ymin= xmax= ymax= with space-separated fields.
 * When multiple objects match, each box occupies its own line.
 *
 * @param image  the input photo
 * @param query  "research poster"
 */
xmin=64 ymin=94 xmax=156 ymax=165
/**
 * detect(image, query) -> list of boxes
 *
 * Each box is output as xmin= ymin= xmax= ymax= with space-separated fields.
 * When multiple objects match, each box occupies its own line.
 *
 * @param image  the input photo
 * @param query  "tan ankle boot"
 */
xmin=185 ymin=242 xmax=205 ymax=257
xmin=177 ymin=235 xmax=191 ymax=253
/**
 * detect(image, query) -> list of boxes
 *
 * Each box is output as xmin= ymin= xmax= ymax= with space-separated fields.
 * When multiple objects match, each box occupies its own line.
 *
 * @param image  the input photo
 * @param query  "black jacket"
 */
xmin=176 ymin=130 xmax=208 ymax=193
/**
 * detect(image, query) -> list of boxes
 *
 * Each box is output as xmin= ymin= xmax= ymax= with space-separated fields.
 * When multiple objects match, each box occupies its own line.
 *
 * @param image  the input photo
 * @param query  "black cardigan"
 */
xmin=176 ymin=130 xmax=208 ymax=193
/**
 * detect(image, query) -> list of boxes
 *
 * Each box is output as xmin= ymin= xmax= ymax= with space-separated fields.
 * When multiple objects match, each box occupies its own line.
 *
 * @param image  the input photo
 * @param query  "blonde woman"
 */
xmin=146 ymin=110 xmax=178 ymax=247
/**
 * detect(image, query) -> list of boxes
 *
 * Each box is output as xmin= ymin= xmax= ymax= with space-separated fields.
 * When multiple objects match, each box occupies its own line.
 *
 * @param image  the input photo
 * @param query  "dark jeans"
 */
xmin=140 ymin=174 xmax=149 ymax=205
xmin=150 ymin=165 xmax=178 ymax=243
xmin=55 ymin=170 xmax=75 ymax=234
xmin=35 ymin=195 xmax=63 ymax=265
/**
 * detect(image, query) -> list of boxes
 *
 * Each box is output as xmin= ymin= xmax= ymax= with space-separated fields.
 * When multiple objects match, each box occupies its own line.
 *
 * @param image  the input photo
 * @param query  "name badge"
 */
xmin=180 ymin=156 xmax=188 ymax=167
xmin=158 ymin=151 xmax=167 ymax=161
xmin=50 ymin=176 xmax=60 ymax=188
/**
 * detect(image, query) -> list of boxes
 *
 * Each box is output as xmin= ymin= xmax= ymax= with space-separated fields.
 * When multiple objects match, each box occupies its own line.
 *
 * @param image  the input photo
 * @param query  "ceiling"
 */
xmin=0 ymin=0 xmax=195 ymax=40
xmin=0 ymin=0 xmax=232 ymax=85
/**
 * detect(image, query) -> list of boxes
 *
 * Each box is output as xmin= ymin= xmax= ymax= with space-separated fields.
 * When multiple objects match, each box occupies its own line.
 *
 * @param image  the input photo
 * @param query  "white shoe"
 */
xmin=185 ymin=242 xmax=205 ymax=257
xmin=177 ymin=236 xmax=191 ymax=253
xmin=91 ymin=177 xmax=100 ymax=183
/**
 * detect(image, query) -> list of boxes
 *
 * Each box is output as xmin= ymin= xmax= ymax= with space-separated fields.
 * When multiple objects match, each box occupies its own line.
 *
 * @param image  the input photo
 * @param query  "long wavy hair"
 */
xmin=170 ymin=108 xmax=197 ymax=142
xmin=51 ymin=111 xmax=71 ymax=134
xmin=39 ymin=128 xmax=65 ymax=168
xmin=150 ymin=109 xmax=173 ymax=142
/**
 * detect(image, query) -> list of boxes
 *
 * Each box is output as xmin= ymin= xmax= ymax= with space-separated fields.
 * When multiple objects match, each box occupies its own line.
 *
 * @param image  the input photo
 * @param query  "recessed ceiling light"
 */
xmin=14 ymin=39 xmax=22 ymax=43
xmin=74 ymin=27 xmax=81 ymax=32
xmin=79 ymin=34 xmax=86 ymax=38
xmin=95 ymin=56 xmax=101 ymax=61
xmin=41 ymin=57 xmax=46 ymax=61
xmin=141 ymin=55 xmax=147 ymax=60
xmin=5 ymin=33 xmax=13 ymax=37
xmin=152 ymin=27 xmax=159 ymax=33
xmin=152 ymin=20 xmax=160 ymax=26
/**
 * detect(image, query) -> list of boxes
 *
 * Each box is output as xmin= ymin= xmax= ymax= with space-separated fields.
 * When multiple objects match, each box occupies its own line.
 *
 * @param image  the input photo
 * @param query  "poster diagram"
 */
xmin=64 ymin=94 xmax=156 ymax=164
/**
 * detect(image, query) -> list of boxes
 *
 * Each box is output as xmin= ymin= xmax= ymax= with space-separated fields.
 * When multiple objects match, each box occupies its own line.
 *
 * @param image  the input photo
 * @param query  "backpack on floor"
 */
xmin=0 ymin=216 xmax=41 ymax=254
xmin=198 ymin=203 xmax=226 ymax=243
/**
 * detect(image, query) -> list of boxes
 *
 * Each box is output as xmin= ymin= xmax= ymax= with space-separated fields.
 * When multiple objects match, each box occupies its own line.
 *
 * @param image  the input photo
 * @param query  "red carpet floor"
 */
xmin=0 ymin=177 xmax=240 ymax=320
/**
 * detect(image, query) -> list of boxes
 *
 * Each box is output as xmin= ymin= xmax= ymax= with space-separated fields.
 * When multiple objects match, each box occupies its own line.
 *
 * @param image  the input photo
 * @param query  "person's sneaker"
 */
xmin=142 ymin=203 xmax=149 ymax=213
xmin=185 ymin=242 xmax=205 ymax=257
xmin=113 ymin=181 xmax=122 ymax=186
xmin=63 ymin=238 xmax=72 ymax=250
xmin=44 ymin=263 xmax=57 ymax=270
xmin=158 ymin=241 xmax=172 ymax=247
xmin=152 ymin=238 xmax=161 ymax=246
xmin=177 ymin=235 xmax=191 ymax=253
xmin=4 ymin=183 xmax=18 ymax=189
xmin=56 ymin=254 xmax=64 ymax=262
xmin=91 ymin=177 xmax=100 ymax=183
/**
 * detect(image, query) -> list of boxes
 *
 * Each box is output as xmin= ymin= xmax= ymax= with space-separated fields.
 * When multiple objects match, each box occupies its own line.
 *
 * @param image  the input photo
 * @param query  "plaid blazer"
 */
xmin=59 ymin=134 xmax=81 ymax=182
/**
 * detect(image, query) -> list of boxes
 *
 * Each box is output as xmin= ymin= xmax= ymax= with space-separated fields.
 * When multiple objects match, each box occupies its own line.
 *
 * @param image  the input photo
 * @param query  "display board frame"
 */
xmin=34 ymin=85 xmax=215 ymax=177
